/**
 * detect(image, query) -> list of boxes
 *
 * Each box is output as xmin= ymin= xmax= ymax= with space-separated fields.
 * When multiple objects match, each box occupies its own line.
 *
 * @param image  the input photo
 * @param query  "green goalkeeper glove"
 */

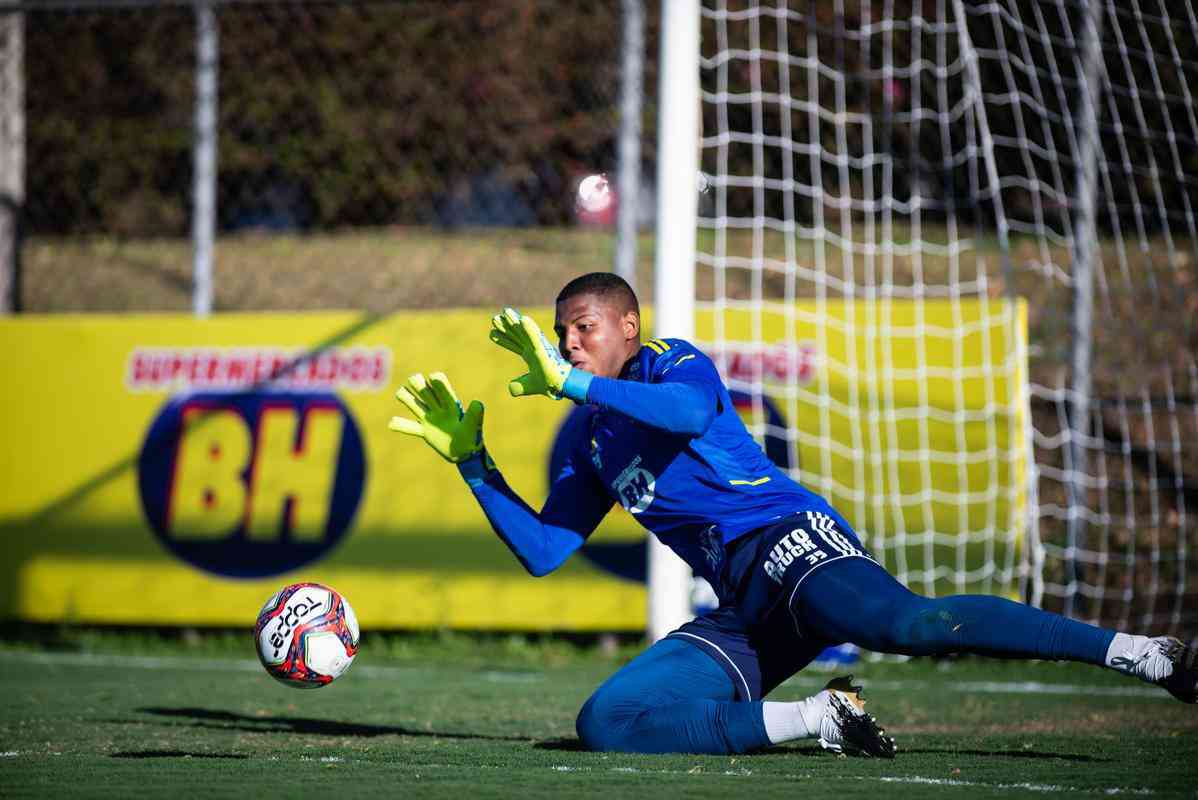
xmin=489 ymin=307 xmax=591 ymax=401
xmin=388 ymin=372 xmax=485 ymax=464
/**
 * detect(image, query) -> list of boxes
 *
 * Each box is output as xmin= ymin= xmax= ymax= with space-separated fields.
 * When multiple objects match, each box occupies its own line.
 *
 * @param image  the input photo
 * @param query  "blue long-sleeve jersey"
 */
xmin=458 ymin=338 xmax=841 ymax=590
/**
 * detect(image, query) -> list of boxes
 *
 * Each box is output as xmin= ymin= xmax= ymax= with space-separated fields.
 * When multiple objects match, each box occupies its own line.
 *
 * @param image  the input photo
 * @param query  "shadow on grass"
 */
xmin=111 ymin=750 xmax=249 ymax=759
xmin=533 ymin=738 xmax=1106 ymax=762
xmin=532 ymin=739 xmax=828 ymax=755
xmin=891 ymin=747 xmax=1106 ymax=762
xmin=534 ymin=737 xmax=586 ymax=751
xmin=134 ymin=707 xmax=530 ymax=742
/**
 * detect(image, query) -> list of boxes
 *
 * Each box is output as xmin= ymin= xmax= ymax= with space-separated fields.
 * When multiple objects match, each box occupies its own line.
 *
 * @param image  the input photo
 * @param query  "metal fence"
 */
xmin=2 ymin=0 xmax=648 ymax=312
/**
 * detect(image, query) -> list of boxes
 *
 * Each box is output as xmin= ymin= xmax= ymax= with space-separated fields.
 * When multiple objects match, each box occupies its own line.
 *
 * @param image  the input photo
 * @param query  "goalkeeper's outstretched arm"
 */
xmin=389 ymin=371 xmax=610 ymax=578
xmin=458 ymin=452 xmax=612 ymax=577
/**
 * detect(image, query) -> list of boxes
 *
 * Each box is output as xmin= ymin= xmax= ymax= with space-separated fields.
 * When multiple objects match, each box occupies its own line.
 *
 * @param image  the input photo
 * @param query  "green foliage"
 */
xmin=27 ymin=2 xmax=644 ymax=235
xmin=28 ymin=1 xmax=1198 ymax=238
xmin=25 ymin=0 xmax=1198 ymax=399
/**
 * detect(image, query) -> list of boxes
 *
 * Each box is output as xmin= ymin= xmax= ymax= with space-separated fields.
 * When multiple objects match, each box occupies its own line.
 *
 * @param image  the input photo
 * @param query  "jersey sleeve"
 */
xmin=457 ymin=427 xmax=611 ymax=577
xmin=583 ymin=341 xmax=723 ymax=436
xmin=540 ymin=443 xmax=614 ymax=538
xmin=651 ymin=341 xmax=726 ymax=399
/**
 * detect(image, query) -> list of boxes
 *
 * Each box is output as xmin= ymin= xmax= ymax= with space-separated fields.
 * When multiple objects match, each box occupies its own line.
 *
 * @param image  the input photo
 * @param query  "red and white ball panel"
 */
xmin=303 ymin=631 xmax=354 ymax=682
xmin=253 ymin=582 xmax=359 ymax=688
xmin=341 ymin=592 xmax=360 ymax=643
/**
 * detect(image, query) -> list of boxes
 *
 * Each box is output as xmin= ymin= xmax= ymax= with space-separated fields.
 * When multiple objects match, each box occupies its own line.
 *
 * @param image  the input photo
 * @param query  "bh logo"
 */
xmin=137 ymin=391 xmax=365 ymax=578
xmin=613 ymin=456 xmax=655 ymax=515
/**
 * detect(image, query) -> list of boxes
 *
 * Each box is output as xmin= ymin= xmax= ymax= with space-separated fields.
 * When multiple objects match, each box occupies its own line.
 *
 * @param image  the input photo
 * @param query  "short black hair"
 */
xmin=556 ymin=272 xmax=640 ymax=315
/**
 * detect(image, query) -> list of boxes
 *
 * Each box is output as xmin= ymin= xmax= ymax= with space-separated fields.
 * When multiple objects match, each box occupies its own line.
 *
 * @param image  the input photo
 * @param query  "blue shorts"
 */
xmin=665 ymin=509 xmax=875 ymax=701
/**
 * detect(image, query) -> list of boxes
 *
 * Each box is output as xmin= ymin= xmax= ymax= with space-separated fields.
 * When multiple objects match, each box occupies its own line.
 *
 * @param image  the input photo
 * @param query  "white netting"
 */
xmin=697 ymin=0 xmax=1197 ymax=637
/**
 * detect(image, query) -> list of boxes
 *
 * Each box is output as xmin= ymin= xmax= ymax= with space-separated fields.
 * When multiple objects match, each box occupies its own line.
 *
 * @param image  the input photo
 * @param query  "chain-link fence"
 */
xmin=27 ymin=0 xmax=637 ymax=234
xmin=5 ymin=0 xmax=660 ymax=313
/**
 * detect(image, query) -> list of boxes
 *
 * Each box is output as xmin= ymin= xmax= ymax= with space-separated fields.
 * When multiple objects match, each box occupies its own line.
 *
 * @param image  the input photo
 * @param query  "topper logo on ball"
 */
xmin=266 ymin=591 xmax=326 ymax=660
xmin=137 ymin=391 xmax=366 ymax=578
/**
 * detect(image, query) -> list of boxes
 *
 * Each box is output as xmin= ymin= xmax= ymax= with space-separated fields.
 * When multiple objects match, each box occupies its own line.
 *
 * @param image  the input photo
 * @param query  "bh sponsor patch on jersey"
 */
xmin=612 ymin=455 xmax=656 ymax=514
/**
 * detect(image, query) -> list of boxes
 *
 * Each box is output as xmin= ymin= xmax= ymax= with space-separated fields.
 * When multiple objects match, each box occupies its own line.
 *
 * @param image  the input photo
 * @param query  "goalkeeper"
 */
xmin=389 ymin=272 xmax=1196 ymax=756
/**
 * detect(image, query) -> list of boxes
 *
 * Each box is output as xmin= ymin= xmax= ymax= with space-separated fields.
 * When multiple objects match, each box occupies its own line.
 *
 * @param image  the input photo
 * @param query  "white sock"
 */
xmin=1105 ymin=633 xmax=1141 ymax=669
xmin=1106 ymin=632 xmax=1174 ymax=682
xmin=762 ymin=692 xmax=827 ymax=745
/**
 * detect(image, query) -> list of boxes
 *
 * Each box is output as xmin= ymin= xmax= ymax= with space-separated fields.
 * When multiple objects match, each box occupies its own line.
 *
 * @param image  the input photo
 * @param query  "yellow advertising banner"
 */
xmin=0 ymin=309 xmax=645 ymax=630
xmin=0 ymin=299 xmax=1026 ymax=629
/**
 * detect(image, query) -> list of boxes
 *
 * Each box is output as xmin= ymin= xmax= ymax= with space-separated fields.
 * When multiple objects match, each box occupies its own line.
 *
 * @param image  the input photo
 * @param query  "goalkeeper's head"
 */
xmin=554 ymin=272 xmax=642 ymax=379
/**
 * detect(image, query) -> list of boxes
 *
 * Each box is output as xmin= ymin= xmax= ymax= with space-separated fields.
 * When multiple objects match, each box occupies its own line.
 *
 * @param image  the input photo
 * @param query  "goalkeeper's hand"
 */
xmin=489 ymin=307 xmax=590 ymax=401
xmin=388 ymin=372 xmax=485 ymax=463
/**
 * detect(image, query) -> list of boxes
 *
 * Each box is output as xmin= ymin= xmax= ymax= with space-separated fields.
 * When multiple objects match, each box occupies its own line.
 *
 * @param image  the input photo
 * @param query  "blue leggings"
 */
xmin=576 ymin=557 xmax=1115 ymax=753
xmin=798 ymin=557 xmax=1114 ymax=661
xmin=575 ymin=637 xmax=768 ymax=754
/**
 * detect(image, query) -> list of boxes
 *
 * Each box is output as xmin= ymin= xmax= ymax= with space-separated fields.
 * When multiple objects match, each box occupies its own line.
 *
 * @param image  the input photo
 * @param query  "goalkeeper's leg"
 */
xmin=575 ymin=636 xmax=893 ymax=755
xmin=796 ymin=557 xmax=1197 ymax=702
xmin=575 ymin=637 xmax=768 ymax=754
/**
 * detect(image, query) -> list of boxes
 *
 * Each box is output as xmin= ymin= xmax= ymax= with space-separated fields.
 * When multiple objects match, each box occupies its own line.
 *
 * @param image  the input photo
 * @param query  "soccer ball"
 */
xmin=576 ymin=173 xmax=612 ymax=213
xmin=254 ymin=582 xmax=360 ymax=689
xmin=575 ymin=173 xmax=615 ymax=225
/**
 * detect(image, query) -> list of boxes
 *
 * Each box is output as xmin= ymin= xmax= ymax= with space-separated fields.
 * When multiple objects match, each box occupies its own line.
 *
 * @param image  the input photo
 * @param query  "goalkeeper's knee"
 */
xmin=575 ymin=689 xmax=636 ymax=752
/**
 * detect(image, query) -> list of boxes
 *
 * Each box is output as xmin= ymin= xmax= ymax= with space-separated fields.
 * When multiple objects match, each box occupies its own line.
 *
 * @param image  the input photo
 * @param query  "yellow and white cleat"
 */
xmin=816 ymin=675 xmax=897 ymax=758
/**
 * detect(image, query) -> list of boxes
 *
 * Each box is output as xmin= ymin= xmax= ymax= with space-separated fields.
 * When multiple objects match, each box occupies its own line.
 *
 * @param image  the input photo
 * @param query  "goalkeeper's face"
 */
xmin=554 ymin=293 xmax=641 ymax=379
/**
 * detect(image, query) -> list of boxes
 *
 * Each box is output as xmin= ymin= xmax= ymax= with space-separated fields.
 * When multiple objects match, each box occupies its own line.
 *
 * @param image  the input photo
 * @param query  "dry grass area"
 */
xmin=23 ymin=225 xmax=1193 ymax=349
xmin=20 ymin=228 xmax=656 ymax=314
xmin=24 ymin=224 xmax=1193 ymax=417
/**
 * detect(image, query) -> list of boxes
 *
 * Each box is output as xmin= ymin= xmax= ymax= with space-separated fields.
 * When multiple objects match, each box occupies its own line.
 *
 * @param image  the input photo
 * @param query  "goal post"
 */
xmin=651 ymin=0 xmax=1198 ymax=641
xmin=648 ymin=0 xmax=701 ymax=642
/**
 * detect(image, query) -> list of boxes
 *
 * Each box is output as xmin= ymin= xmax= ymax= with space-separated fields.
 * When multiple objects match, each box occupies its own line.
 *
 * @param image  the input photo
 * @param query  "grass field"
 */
xmin=1 ymin=633 xmax=1195 ymax=799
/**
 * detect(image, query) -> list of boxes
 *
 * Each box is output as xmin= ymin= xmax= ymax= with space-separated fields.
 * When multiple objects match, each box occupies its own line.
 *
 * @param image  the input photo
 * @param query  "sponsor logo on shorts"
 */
xmin=699 ymin=525 xmax=723 ymax=573
xmin=763 ymin=512 xmax=862 ymax=584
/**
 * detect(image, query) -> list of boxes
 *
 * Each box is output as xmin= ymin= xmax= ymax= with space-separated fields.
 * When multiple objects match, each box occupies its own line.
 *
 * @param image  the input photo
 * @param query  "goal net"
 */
xmin=689 ymin=0 xmax=1197 ymax=638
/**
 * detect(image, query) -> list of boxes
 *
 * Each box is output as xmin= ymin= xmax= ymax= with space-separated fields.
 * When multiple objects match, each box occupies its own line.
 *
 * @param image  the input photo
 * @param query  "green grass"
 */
xmin=1 ymin=634 xmax=1195 ymax=798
